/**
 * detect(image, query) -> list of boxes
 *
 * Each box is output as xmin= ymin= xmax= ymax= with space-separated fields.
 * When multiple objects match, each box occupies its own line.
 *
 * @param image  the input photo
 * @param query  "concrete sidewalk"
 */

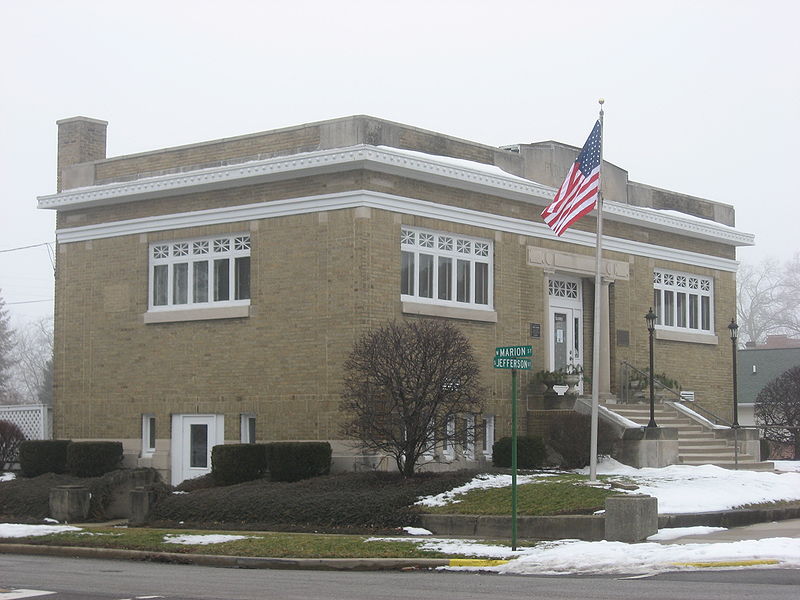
xmin=657 ymin=518 xmax=800 ymax=544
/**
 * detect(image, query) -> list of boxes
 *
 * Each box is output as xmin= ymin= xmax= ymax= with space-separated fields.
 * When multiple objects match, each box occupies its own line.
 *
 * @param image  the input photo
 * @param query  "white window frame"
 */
xmin=148 ymin=233 xmax=251 ymax=313
xmin=240 ymin=413 xmax=257 ymax=444
xmin=401 ymin=227 xmax=493 ymax=310
xmin=443 ymin=416 xmax=456 ymax=459
xmin=141 ymin=414 xmax=156 ymax=456
xmin=483 ymin=414 xmax=495 ymax=458
xmin=653 ymin=269 xmax=713 ymax=334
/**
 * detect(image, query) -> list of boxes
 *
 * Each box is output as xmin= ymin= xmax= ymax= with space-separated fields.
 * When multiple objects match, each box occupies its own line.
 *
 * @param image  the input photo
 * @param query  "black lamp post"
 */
xmin=728 ymin=319 xmax=740 ymax=428
xmin=645 ymin=307 xmax=658 ymax=428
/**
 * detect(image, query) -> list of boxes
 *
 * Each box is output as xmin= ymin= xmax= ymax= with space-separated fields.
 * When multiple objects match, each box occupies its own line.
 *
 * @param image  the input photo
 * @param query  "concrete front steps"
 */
xmin=605 ymin=402 xmax=774 ymax=471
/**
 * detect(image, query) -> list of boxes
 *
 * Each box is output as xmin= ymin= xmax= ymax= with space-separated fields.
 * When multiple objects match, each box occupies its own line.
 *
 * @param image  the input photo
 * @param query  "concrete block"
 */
xmin=605 ymin=494 xmax=658 ymax=543
xmin=49 ymin=485 xmax=90 ymax=523
xmin=129 ymin=488 xmax=157 ymax=526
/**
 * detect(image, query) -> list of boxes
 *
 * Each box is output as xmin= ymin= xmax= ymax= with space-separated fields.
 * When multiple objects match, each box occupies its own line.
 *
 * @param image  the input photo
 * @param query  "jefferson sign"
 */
xmin=493 ymin=346 xmax=532 ymax=370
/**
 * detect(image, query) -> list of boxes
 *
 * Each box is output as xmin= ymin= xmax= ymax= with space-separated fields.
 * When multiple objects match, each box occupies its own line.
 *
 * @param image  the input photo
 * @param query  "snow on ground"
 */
xmin=416 ymin=473 xmax=555 ymax=507
xmin=0 ymin=472 xmax=15 ymax=483
xmin=367 ymin=535 xmax=800 ymax=575
xmin=774 ymin=461 xmax=800 ymax=472
xmin=0 ymin=524 xmax=80 ymax=537
xmin=402 ymin=527 xmax=433 ymax=535
xmin=647 ymin=526 xmax=727 ymax=541
xmin=2 ymin=461 xmax=800 ymax=575
xmin=581 ymin=458 xmax=800 ymax=513
xmin=163 ymin=534 xmax=251 ymax=545
xmin=495 ymin=538 xmax=800 ymax=575
xmin=416 ymin=459 xmax=800 ymax=514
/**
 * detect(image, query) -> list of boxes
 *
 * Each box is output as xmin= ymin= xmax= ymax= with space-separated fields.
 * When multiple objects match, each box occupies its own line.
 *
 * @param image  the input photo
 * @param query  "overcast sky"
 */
xmin=1 ymin=0 xmax=797 ymax=324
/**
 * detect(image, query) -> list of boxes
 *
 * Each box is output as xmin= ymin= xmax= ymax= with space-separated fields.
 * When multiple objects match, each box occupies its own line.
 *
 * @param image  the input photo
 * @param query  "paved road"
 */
xmin=2 ymin=554 xmax=800 ymax=600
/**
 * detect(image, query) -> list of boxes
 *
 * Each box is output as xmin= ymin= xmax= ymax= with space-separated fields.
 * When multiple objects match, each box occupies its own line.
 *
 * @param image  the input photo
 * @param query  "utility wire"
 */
xmin=0 ymin=242 xmax=52 ymax=253
xmin=7 ymin=299 xmax=53 ymax=305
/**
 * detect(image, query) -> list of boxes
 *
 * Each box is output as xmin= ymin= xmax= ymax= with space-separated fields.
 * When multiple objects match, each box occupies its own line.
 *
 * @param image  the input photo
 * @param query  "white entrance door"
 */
xmin=548 ymin=276 xmax=584 ymax=376
xmin=171 ymin=414 xmax=224 ymax=485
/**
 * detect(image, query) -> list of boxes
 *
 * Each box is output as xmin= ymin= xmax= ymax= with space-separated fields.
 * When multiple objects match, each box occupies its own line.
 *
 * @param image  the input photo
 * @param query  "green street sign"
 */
xmin=493 ymin=357 xmax=532 ymax=370
xmin=495 ymin=345 xmax=532 ymax=358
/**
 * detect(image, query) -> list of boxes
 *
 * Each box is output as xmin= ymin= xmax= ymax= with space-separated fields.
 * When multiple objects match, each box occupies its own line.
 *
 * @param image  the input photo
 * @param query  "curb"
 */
xmin=0 ymin=543 xmax=451 ymax=571
xmin=658 ymin=504 xmax=800 ymax=529
xmin=421 ymin=504 xmax=800 ymax=541
xmin=669 ymin=559 xmax=780 ymax=568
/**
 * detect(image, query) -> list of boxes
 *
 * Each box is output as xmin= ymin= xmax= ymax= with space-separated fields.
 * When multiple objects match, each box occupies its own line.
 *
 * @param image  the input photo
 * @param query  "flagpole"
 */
xmin=589 ymin=98 xmax=605 ymax=483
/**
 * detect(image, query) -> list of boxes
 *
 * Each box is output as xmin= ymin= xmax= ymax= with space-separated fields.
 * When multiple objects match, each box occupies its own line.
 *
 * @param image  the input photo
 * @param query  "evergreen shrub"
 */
xmin=211 ymin=444 xmax=268 ymax=486
xmin=66 ymin=441 xmax=123 ymax=477
xmin=19 ymin=440 xmax=71 ymax=477
xmin=491 ymin=435 xmax=547 ymax=469
xmin=265 ymin=442 xmax=331 ymax=482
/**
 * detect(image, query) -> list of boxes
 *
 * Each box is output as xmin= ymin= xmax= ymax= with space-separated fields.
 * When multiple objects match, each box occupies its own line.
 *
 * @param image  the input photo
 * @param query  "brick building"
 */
xmin=38 ymin=115 xmax=754 ymax=483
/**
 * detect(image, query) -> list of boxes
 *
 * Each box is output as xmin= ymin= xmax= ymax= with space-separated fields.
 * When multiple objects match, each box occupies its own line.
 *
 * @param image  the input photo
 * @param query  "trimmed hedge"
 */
xmin=66 ymin=441 xmax=123 ymax=477
xmin=491 ymin=435 xmax=547 ymax=469
xmin=19 ymin=440 xmax=71 ymax=477
xmin=265 ymin=442 xmax=331 ymax=482
xmin=211 ymin=444 xmax=267 ymax=486
xmin=546 ymin=412 xmax=617 ymax=468
xmin=147 ymin=470 xmax=477 ymax=532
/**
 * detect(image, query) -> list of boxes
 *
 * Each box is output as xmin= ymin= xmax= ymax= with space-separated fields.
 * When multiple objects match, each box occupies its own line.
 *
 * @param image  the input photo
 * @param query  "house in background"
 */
xmin=38 ymin=115 xmax=754 ymax=484
xmin=737 ymin=335 xmax=800 ymax=426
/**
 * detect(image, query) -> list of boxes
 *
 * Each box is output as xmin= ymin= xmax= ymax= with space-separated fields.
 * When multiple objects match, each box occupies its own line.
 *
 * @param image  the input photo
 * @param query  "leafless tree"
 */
xmin=775 ymin=253 xmax=800 ymax=337
xmin=736 ymin=254 xmax=800 ymax=346
xmin=340 ymin=320 xmax=485 ymax=477
xmin=0 ymin=292 xmax=15 ymax=401
xmin=755 ymin=365 xmax=800 ymax=459
xmin=8 ymin=317 xmax=53 ymax=404
xmin=736 ymin=258 xmax=782 ymax=346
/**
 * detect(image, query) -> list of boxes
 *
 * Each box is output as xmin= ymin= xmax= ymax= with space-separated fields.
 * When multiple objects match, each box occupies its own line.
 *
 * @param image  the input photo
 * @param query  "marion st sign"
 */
xmin=493 ymin=345 xmax=532 ymax=370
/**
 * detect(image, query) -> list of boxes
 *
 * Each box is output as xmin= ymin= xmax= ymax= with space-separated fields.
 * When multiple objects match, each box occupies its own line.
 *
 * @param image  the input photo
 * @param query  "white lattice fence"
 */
xmin=0 ymin=404 xmax=52 ymax=440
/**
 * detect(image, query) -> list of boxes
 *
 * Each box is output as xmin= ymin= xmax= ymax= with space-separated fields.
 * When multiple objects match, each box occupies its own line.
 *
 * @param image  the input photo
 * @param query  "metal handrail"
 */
xmin=619 ymin=360 xmax=683 ymax=402
xmin=678 ymin=401 xmax=732 ymax=427
xmin=619 ymin=360 xmax=735 ymax=426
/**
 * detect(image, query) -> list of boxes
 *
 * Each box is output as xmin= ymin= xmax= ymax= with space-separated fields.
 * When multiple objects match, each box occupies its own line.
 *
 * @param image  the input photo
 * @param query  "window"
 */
xmin=443 ymin=416 xmax=456 ymax=458
xmin=141 ymin=414 xmax=156 ymax=456
xmin=240 ymin=414 xmax=256 ymax=444
xmin=149 ymin=234 xmax=250 ymax=311
xmin=483 ymin=414 xmax=495 ymax=457
xmin=464 ymin=415 xmax=475 ymax=460
xmin=653 ymin=269 xmax=713 ymax=334
xmin=401 ymin=228 xmax=492 ymax=309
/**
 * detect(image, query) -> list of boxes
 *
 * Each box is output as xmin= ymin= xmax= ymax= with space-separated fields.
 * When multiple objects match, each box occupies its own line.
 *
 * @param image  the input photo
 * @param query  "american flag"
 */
xmin=541 ymin=120 xmax=602 ymax=236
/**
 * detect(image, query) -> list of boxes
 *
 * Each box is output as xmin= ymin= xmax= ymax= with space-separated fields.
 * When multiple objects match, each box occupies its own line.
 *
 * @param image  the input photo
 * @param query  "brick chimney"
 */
xmin=56 ymin=116 xmax=108 ymax=192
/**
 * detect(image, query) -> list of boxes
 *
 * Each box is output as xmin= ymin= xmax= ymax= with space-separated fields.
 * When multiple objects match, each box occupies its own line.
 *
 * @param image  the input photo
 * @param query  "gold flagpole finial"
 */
xmin=598 ymin=98 xmax=605 ymax=105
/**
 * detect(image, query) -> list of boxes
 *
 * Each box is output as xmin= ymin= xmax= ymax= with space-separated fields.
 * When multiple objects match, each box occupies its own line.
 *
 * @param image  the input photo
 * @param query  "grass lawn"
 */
xmin=424 ymin=474 xmax=619 ymax=516
xmin=0 ymin=526 xmax=482 ymax=559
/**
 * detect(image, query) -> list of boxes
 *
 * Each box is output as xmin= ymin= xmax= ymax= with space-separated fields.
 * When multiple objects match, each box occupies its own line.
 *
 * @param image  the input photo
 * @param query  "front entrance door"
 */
xmin=548 ymin=276 xmax=584 ymax=381
xmin=551 ymin=307 xmax=582 ymax=371
xmin=171 ymin=414 xmax=224 ymax=485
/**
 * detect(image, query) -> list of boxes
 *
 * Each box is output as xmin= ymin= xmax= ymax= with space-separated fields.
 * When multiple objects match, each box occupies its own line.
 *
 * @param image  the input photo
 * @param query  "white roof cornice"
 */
xmin=54 ymin=190 xmax=742 ymax=272
xmin=38 ymin=144 xmax=753 ymax=247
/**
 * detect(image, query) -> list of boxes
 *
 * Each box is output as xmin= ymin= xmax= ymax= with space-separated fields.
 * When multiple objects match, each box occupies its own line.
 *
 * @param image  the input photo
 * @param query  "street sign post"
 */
xmin=493 ymin=345 xmax=533 ymax=551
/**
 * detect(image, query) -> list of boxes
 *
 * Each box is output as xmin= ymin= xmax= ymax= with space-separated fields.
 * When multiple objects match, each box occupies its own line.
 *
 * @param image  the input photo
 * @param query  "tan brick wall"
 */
xmin=52 ymin=178 xmax=738 ymax=466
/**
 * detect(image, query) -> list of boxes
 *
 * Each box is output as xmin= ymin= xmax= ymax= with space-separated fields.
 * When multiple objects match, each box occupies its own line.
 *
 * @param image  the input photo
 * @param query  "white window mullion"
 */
xmin=167 ymin=260 xmax=174 ymax=306
xmin=186 ymin=260 xmax=194 ymax=308
xmin=228 ymin=254 xmax=236 ymax=303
